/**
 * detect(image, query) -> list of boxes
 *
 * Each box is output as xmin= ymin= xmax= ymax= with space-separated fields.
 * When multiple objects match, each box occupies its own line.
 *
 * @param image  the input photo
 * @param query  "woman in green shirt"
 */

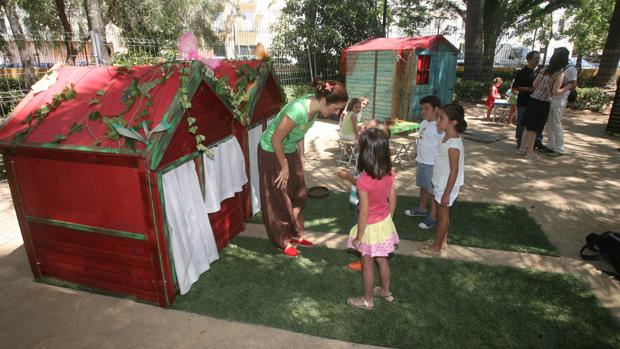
xmin=259 ymin=77 xmax=348 ymax=257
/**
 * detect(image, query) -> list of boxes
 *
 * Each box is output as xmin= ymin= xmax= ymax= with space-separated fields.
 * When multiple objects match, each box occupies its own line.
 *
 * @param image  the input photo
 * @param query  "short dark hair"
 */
xmin=441 ymin=103 xmax=467 ymax=134
xmin=346 ymin=98 xmax=362 ymax=111
xmin=357 ymin=127 xmax=392 ymax=179
xmin=420 ymin=95 xmax=441 ymax=108
xmin=312 ymin=76 xmax=348 ymax=105
xmin=526 ymin=51 xmax=539 ymax=61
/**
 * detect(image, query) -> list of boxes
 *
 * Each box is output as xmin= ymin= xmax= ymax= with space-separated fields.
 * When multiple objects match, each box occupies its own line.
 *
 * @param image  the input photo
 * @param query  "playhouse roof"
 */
xmin=0 ymin=63 xmax=190 ymax=153
xmin=340 ymin=35 xmax=459 ymax=74
xmin=0 ymin=59 xmax=281 ymax=159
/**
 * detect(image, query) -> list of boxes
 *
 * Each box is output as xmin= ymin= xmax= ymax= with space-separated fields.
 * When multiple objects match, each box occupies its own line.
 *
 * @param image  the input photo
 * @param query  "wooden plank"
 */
xmin=28 ymin=222 xmax=150 ymax=257
xmin=26 ymin=216 xmax=147 ymax=241
xmin=39 ymin=265 xmax=159 ymax=304
xmin=4 ymin=146 xmax=139 ymax=167
xmin=35 ymin=248 xmax=156 ymax=286
xmin=33 ymin=238 xmax=153 ymax=270
xmin=138 ymin=159 xmax=172 ymax=307
xmin=2 ymin=151 xmax=41 ymax=277
xmin=13 ymin=156 xmax=149 ymax=234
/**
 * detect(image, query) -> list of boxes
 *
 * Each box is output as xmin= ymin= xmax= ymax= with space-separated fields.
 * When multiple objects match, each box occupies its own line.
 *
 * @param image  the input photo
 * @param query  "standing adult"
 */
xmin=546 ymin=47 xmax=577 ymax=156
xmin=258 ymin=77 xmax=348 ymax=257
xmin=512 ymin=51 xmax=540 ymax=149
xmin=518 ymin=51 xmax=571 ymax=160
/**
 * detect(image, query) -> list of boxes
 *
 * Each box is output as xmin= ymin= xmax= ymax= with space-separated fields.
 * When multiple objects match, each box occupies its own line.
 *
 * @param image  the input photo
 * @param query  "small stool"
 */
xmin=390 ymin=133 xmax=418 ymax=168
xmin=336 ymin=139 xmax=358 ymax=168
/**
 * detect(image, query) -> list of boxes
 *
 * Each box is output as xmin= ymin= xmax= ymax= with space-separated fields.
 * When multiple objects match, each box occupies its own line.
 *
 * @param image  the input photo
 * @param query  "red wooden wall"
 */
xmin=2 ymin=149 xmax=175 ymax=306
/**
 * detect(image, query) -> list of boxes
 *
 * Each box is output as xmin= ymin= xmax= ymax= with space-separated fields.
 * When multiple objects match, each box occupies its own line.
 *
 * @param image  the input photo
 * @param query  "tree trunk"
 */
xmin=576 ymin=52 xmax=583 ymax=71
xmin=3 ymin=5 xmax=36 ymax=89
xmin=85 ymin=0 xmax=110 ymax=64
xmin=53 ymin=0 xmax=77 ymax=65
xmin=541 ymin=41 xmax=550 ymax=68
xmin=463 ymin=0 xmax=485 ymax=80
xmin=594 ymin=0 xmax=620 ymax=89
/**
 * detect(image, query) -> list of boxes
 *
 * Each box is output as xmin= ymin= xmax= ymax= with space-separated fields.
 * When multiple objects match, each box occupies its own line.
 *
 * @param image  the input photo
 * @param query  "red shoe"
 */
xmin=290 ymin=238 xmax=314 ymax=247
xmin=348 ymin=260 xmax=362 ymax=271
xmin=283 ymin=246 xmax=299 ymax=258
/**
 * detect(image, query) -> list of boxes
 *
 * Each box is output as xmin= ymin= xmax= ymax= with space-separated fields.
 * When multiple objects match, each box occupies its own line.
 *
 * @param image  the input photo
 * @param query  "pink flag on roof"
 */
xmin=177 ymin=32 xmax=221 ymax=69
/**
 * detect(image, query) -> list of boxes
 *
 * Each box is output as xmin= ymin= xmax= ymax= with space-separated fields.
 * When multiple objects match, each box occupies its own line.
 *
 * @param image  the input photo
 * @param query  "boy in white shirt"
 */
xmin=404 ymin=96 xmax=443 ymax=229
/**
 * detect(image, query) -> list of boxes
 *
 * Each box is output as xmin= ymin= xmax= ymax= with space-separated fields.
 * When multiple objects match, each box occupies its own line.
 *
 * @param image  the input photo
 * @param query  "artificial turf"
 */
xmin=249 ymin=192 xmax=558 ymax=256
xmin=172 ymin=237 xmax=619 ymax=349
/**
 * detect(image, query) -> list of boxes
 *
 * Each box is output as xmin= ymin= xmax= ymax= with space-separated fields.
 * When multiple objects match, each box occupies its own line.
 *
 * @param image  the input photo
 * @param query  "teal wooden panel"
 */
xmin=373 ymin=51 xmax=397 ymax=120
xmin=409 ymin=44 xmax=457 ymax=121
xmin=346 ymin=51 xmax=375 ymax=113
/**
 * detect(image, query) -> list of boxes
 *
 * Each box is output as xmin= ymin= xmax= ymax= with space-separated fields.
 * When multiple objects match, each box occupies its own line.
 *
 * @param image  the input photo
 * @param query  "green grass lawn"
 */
xmin=249 ymin=192 xmax=558 ymax=256
xmin=172 ymin=237 xmax=619 ymax=349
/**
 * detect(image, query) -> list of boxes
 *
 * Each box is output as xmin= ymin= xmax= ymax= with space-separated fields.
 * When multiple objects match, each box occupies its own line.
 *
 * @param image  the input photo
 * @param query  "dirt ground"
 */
xmin=0 ymin=103 xmax=618 ymax=348
xmin=303 ymin=103 xmax=620 ymax=261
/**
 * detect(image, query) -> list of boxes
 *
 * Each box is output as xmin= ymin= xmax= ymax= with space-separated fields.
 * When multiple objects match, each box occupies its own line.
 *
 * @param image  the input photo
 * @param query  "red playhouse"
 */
xmin=0 ymin=59 xmax=285 ymax=307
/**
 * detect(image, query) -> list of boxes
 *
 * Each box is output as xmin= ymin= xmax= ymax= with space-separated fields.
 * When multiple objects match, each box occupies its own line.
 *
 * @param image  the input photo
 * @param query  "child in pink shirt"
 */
xmin=346 ymin=127 xmax=399 ymax=310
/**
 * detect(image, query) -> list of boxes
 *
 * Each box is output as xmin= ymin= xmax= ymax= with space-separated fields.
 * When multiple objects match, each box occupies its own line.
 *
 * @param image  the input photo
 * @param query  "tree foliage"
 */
xmin=272 ymin=0 xmax=382 ymax=76
xmin=562 ymin=0 xmax=615 ymax=58
xmin=392 ymin=0 xmax=464 ymax=36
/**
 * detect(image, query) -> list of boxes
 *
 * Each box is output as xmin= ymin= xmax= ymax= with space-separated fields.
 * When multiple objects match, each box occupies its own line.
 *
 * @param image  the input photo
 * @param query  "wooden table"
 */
xmin=388 ymin=121 xmax=420 ymax=168
xmin=389 ymin=120 xmax=420 ymax=134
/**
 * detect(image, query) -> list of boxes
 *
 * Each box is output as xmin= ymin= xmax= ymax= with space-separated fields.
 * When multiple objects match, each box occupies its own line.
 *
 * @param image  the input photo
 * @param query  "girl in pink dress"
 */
xmin=346 ymin=127 xmax=399 ymax=310
xmin=485 ymin=77 xmax=503 ymax=120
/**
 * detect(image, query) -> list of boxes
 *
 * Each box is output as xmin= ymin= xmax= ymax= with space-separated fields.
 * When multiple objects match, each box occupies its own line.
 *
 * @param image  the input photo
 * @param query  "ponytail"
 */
xmin=441 ymin=103 xmax=467 ymax=134
xmin=312 ymin=76 xmax=348 ymax=105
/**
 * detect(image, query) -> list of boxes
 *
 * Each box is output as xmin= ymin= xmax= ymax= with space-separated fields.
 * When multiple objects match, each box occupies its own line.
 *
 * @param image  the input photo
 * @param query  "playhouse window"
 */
xmin=416 ymin=55 xmax=431 ymax=85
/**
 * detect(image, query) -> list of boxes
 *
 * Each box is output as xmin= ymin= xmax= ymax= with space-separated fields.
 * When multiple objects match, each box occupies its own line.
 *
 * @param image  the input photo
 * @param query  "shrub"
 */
xmin=454 ymin=79 xmax=512 ymax=103
xmin=573 ymin=87 xmax=612 ymax=112
xmin=283 ymin=84 xmax=313 ymax=102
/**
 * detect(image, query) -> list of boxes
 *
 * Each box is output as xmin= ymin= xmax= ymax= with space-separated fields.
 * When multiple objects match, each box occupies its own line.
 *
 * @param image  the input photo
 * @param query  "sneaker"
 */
xmin=404 ymin=208 xmax=427 ymax=217
xmin=418 ymin=217 xmax=437 ymax=229
xmin=348 ymin=260 xmax=362 ymax=271
xmin=535 ymin=144 xmax=551 ymax=153
xmin=516 ymin=148 xmax=527 ymax=155
xmin=282 ymin=245 xmax=299 ymax=258
xmin=290 ymin=238 xmax=314 ymax=247
xmin=525 ymin=153 xmax=540 ymax=160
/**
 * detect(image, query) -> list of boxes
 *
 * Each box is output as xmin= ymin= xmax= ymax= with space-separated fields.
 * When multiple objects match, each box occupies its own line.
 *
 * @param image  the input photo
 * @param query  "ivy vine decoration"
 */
xmin=99 ymin=63 xmax=175 ymax=149
xmin=112 ymin=120 xmax=171 ymax=148
xmin=12 ymin=84 xmax=77 ymax=149
xmin=187 ymin=116 xmax=213 ymax=159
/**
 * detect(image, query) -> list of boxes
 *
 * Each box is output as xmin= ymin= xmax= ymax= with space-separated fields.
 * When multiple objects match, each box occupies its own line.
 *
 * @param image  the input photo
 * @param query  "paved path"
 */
xmin=1 ymin=103 xmax=618 ymax=348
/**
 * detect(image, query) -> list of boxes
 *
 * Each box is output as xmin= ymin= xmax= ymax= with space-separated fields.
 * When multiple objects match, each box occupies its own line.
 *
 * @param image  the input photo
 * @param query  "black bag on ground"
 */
xmin=580 ymin=231 xmax=620 ymax=276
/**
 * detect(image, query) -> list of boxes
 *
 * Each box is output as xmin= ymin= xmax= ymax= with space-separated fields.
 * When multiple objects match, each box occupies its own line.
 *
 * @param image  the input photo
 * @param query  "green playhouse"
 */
xmin=340 ymin=35 xmax=459 ymax=121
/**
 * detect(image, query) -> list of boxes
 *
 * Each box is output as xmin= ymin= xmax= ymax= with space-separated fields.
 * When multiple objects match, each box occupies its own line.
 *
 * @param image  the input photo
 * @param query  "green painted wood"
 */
xmin=0 ymin=141 xmax=142 ymax=156
xmin=160 ymin=151 xmax=200 ymax=174
xmin=148 ymin=61 xmax=205 ymax=170
xmin=25 ymin=216 xmax=147 ymax=241
xmin=156 ymin=171 xmax=179 ymax=285
xmin=143 ymin=167 xmax=170 ymax=306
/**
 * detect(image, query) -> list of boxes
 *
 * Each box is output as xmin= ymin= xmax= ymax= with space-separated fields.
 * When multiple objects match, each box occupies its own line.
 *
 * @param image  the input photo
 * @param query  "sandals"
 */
xmin=347 ymin=297 xmax=374 ymax=310
xmin=418 ymin=244 xmax=442 ymax=256
xmin=373 ymin=287 xmax=395 ymax=303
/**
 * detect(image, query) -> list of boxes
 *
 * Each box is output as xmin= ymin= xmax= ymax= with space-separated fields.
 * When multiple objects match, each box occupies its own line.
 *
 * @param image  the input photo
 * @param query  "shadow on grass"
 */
xmin=173 ymin=237 xmax=619 ymax=349
xmin=250 ymin=192 xmax=558 ymax=256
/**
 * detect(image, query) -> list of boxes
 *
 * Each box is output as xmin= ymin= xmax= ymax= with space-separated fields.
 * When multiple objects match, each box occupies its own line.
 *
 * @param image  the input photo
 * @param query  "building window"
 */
xmin=416 ymin=55 xmax=431 ymax=85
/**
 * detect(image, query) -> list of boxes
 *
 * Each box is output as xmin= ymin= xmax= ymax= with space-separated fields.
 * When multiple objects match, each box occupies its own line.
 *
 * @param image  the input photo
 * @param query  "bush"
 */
xmin=282 ymin=84 xmax=313 ymax=102
xmin=573 ymin=87 xmax=612 ymax=112
xmin=454 ymin=79 xmax=512 ymax=103
xmin=456 ymin=66 xmax=516 ymax=81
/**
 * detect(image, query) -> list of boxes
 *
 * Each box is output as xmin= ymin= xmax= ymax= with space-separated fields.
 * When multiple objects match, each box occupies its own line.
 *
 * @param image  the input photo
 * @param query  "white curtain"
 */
xmin=162 ymin=160 xmax=219 ymax=295
xmin=203 ymin=136 xmax=248 ymax=214
xmin=248 ymin=125 xmax=263 ymax=214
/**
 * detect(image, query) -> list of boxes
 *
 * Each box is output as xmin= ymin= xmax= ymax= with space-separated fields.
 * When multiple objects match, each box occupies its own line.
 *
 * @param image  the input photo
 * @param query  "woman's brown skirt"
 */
xmin=258 ymin=147 xmax=307 ymax=249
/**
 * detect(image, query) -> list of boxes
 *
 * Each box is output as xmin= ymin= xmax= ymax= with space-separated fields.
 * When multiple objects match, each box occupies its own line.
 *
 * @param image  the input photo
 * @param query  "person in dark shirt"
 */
xmin=512 ymin=51 xmax=543 ymax=148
